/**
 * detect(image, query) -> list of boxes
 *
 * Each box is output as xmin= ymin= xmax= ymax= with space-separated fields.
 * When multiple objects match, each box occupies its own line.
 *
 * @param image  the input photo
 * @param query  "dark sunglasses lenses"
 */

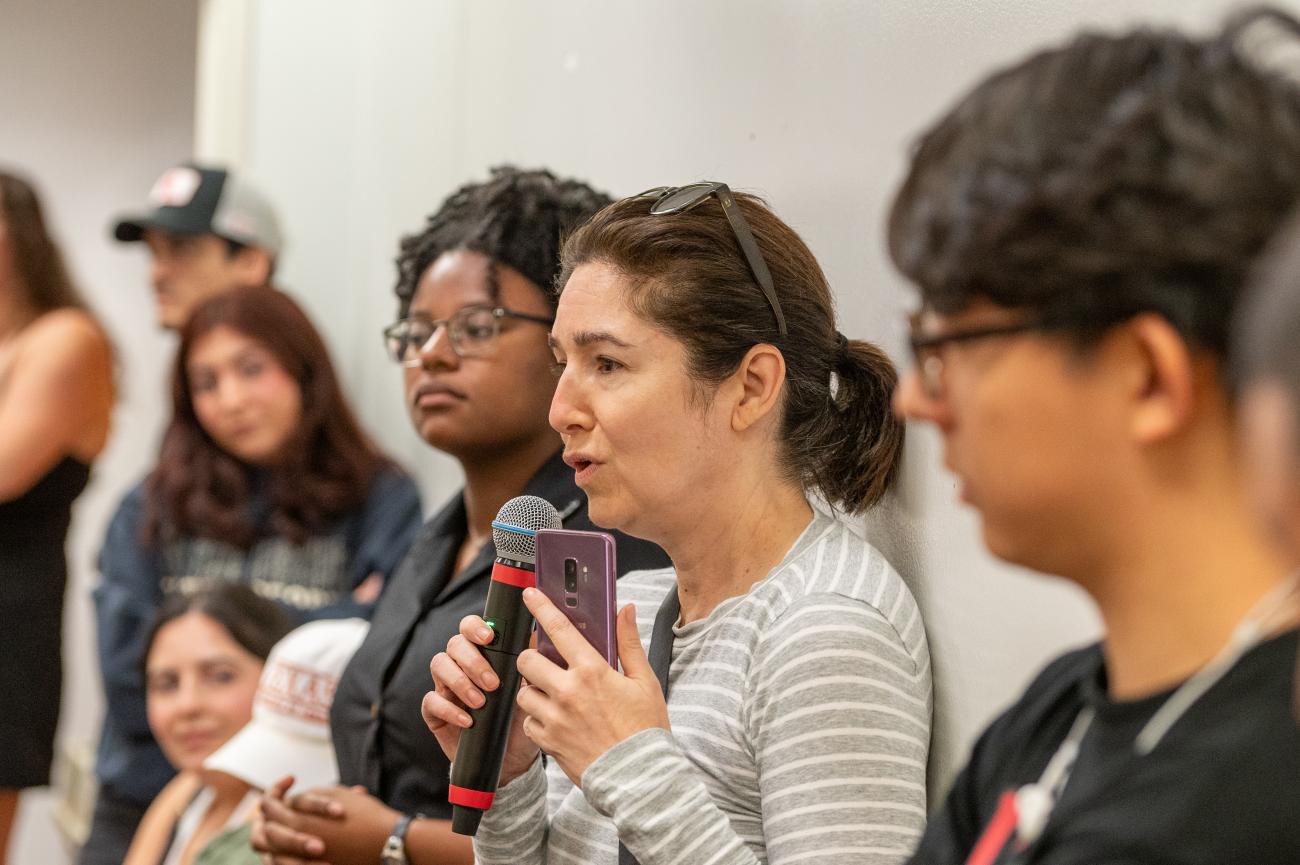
xmin=650 ymin=183 xmax=718 ymax=214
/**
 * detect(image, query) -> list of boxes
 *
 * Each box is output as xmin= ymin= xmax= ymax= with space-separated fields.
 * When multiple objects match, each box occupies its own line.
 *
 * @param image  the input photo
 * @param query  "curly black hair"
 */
xmin=888 ymin=5 xmax=1300 ymax=358
xmin=393 ymin=166 xmax=612 ymax=316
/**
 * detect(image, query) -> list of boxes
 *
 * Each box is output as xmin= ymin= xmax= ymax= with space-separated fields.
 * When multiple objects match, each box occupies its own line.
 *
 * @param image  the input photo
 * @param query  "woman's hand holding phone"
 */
xmin=514 ymin=588 xmax=670 ymax=786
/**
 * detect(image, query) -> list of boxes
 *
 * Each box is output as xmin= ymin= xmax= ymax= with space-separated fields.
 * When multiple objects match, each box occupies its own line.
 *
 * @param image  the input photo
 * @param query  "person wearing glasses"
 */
xmin=93 ymin=285 xmax=422 ymax=863
xmin=251 ymin=167 xmax=668 ymax=865
xmin=423 ymin=183 xmax=931 ymax=865
xmin=890 ymin=9 xmax=1300 ymax=865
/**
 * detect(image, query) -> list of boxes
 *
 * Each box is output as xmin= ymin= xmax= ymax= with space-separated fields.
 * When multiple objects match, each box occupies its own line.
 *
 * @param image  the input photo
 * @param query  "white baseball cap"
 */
xmin=204 ymin=618 xmax=369 ymax=792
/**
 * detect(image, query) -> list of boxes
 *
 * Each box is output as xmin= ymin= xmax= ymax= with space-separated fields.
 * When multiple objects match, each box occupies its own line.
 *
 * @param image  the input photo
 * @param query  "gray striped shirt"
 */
xmin=473 ymin=511 xmax=932 ymax=865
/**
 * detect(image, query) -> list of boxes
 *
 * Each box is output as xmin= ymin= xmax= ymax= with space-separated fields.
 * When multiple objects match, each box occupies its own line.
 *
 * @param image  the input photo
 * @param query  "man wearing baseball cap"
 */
xmin=112 ymin=162 xmax=283 ymax=329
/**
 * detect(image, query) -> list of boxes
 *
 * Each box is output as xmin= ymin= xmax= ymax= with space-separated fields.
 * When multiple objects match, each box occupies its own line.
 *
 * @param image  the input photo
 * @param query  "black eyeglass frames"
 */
xmin=383 ymin=305 xmax=554 ymax=364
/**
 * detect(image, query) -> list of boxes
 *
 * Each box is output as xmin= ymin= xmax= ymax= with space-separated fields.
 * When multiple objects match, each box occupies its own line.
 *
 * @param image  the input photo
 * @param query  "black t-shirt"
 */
xmin=330 ymin=452 xmax=670 ymax=818
xmin=910 ymin=629 xmax=1300 ymax=865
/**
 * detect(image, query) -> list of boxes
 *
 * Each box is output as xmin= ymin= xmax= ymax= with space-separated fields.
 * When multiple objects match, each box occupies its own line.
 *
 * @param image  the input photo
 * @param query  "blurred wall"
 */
xmin=0 ymin=1 xmax=198 ymax=861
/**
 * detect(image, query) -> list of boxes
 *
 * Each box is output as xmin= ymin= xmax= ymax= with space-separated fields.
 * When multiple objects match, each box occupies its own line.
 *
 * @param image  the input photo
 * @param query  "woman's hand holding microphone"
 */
xmin=422 ymin=588 xmax=669 ymax=788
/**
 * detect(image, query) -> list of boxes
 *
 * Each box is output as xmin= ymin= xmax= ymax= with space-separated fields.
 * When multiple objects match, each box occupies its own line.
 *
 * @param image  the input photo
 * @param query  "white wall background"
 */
xmin=0 ymin=0 xmax=198 ymax=862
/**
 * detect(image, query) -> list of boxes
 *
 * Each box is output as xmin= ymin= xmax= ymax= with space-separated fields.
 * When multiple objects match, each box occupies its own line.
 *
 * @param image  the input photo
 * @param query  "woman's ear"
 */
xmin=1126 ymin=313 xmax=1197 ymax=444
xmin=731 ymin=343 xmax=786 ymax=433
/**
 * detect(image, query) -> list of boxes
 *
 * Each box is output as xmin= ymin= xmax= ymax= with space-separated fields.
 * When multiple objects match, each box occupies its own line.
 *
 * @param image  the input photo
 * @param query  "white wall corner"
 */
xmin=195 ymin=0 xmax=255 ymax=167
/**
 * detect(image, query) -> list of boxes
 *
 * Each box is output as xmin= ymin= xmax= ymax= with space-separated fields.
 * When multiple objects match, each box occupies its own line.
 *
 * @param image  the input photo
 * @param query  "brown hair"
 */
xmin=145 ymin=287 xmax=392 ymax=548
xmin=142 ymin=583 xmax=294 ymax=679
xmin=558 ymin=191 xmax=903 ymax=512
xmin=887 ymin=7 xmax=1300 ymax=359
xmin=0 ymin=170 xmax=88 ymax=314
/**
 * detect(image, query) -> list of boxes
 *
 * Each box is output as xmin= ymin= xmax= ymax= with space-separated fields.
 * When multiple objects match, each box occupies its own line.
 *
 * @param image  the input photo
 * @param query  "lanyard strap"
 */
xmin=618 ymin=586 xmax=681 ymax=865
xmin=966 ymin=573 xmax=1300 ymax=864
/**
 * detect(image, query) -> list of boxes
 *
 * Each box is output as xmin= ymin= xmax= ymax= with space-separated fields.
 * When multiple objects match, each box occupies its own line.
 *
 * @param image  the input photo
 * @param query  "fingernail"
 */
xmin=307 ymin=840 xmax=324 ymax=855
xmin=459 ymin=712 xmax=472 ymax=727
xmin=478 ymin=626 xmax=493 ymax=641
xmin=483 ymin=670 xmax=499 ymax=689
xmin=469 ymin=690 xmax=485 ymax=707
xmin=523 ymin=587 xmax=538 ymax=601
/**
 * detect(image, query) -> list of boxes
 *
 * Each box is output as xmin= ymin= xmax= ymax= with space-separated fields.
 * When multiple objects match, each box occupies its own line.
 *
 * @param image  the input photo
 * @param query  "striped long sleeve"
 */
xmin=472 ymin=512 xmax=932 ymax=865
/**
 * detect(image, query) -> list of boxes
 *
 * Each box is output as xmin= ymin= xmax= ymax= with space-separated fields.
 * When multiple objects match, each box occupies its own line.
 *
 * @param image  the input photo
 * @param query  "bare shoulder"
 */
xmin=154 ymin=771 xmax=204 ymax=811
xmin=20 ymin=307 xmax=112 ymax=360
xmin=123 ymin=773 xmax=204 ymax=865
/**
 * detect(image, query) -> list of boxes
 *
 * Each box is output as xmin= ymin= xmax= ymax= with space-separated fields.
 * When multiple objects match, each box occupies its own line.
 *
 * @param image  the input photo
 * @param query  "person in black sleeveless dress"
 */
xmin=0 ymin=170 xmax=115 ymax=864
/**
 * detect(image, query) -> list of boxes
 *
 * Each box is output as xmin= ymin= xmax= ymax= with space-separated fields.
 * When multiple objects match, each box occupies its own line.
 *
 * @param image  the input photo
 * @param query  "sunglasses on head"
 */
xmin=634 ymin=182 xmax=788 ymax=336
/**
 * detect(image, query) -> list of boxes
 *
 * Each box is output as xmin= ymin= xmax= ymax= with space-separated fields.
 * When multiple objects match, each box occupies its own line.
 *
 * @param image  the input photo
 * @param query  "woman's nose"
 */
xmin=549 ymin=369 xmax=591 ymax=435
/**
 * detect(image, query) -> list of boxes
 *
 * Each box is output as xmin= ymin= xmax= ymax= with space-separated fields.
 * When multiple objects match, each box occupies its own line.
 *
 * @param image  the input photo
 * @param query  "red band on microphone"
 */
xmin=491 ymin=563 xmax=535 ymax=589
xmin=448 ymin=785 xmax=496 ymax=810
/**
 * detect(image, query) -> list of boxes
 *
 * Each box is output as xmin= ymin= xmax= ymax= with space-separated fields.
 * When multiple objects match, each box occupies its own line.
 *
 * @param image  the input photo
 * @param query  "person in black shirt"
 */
xmin=251 ymin=167 xmax=667 ymax=865
xmin=888 ymin=8 xmax=1300 ymax=865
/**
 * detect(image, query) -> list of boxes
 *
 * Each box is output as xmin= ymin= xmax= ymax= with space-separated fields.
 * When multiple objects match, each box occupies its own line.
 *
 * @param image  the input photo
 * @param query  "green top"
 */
xmin=192 ymin=823 xmax=260 ymax=865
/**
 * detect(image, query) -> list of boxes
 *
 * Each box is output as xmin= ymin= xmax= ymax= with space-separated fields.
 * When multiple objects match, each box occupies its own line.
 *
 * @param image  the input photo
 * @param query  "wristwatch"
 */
xmin=380 ymin=812 xmax=421 ymax=865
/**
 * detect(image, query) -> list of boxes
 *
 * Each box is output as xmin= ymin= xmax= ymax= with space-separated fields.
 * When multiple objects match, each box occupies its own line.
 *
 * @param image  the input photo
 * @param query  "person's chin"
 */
xmin=585 ymin=493 xmax=631 ymax=533
xmin=414 ymin=414 xmax=474 ymax=453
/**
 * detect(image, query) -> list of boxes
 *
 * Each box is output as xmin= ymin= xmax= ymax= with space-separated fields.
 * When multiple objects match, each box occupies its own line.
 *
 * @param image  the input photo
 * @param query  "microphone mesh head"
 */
xmin=492 ymin=495 xmax=562 ymax=564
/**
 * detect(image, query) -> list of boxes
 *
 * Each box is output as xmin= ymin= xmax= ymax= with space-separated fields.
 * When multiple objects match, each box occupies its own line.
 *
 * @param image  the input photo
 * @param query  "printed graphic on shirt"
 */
xmin=161 ymin=533 xmax=351 ymax=611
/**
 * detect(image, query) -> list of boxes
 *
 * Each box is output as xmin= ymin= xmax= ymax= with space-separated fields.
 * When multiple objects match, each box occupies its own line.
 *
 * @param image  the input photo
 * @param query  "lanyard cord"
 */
xmin=1014 ymin=572 xmax=1300 ymax=847
xmin=1135 ymin=573 xmax=1299 ymax=754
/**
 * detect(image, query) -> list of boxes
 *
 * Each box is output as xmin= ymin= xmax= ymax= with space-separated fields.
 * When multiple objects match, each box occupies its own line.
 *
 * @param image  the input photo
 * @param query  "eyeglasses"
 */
xmin=383 ymin=305 xmax=554 ymax=365
xmin=907 ymin=311 xmax=1047 ymax=400
xmin=636 ymin=182 xmax=788 ymax=336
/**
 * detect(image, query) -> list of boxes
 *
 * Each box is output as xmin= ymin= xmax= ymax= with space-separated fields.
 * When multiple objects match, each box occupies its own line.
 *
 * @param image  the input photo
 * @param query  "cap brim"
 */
xmin=204 ymin=721 xmax=338 ymax=794
xmin=112 ymin=209 xmax=211 ymax=243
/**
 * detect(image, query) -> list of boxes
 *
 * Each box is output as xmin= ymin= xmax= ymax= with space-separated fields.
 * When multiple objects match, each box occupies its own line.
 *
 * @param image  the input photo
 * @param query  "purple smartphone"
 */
xmin=534 ymin=528 xmax=617 ymax=668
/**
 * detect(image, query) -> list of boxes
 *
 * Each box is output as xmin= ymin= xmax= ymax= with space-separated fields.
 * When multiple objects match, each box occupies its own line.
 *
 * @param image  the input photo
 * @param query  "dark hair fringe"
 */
xmin=887 ymin=5 xmax=1300 ymax=359
xmin=140 ymin=582 xmax=294 ymax=679
xmin=393 ymin=166 xmax=612 ymax=315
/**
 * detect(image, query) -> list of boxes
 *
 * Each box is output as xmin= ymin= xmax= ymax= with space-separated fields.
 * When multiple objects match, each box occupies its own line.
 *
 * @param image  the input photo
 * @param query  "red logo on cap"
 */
xmin=149 ymin=167 xmax=201 ymax=207
xmin=257 ymin=660 xmax=337 ymax=725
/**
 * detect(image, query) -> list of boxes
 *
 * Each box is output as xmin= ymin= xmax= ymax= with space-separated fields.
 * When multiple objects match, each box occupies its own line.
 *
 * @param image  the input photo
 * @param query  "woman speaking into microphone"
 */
xmin=424 ymin=183 xmax=932 ymax=865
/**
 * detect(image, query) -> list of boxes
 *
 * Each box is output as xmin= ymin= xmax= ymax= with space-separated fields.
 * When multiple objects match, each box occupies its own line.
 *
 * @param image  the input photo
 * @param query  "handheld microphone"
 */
xmin=449 ymin=495 xmax=561 ymax=836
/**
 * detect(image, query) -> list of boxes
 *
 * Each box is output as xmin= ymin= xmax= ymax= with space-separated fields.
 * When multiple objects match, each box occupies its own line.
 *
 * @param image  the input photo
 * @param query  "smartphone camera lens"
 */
xmin=564 ymin=558 xmax=579 ymax=593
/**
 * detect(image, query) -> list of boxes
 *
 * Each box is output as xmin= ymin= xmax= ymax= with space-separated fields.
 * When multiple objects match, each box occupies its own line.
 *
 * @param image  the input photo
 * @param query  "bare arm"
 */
xmin=0 ymin=309 xmax=112 ymax=502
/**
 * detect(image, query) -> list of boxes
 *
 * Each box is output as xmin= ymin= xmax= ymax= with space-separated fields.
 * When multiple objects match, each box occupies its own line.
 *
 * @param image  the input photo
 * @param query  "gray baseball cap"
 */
xmin=113 ymin=163 xmax=284 ymax=255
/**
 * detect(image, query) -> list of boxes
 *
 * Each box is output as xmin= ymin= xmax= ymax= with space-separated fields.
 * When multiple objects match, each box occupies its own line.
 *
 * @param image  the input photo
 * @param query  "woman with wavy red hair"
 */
xmin=92 ymin=286 xmax=422 ymax=853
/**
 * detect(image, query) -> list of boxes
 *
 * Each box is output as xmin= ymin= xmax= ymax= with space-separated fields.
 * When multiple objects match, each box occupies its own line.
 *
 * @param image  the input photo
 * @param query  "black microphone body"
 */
xmin=449 ymin=496 xmax=561 ymax=835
